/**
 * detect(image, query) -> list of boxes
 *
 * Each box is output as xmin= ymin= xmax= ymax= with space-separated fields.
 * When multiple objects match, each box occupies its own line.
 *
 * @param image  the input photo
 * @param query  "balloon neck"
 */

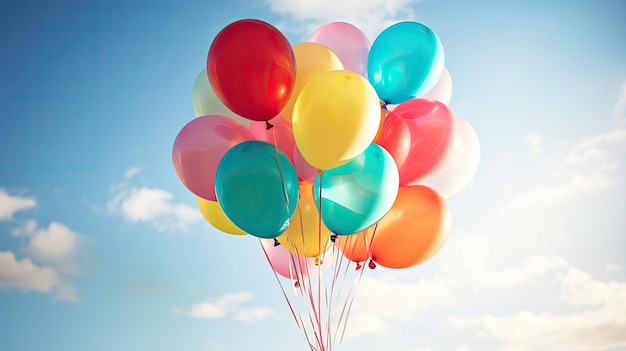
xmin=355 ymin=262 xmax=363 ymax=270
xmin=381 ymin=103 xmax=388 ymax=110
xmin=265 ymin=121 xmax=274 ymax=130
xmin=317 ymin=169 xmax=324 ymax=175
xmin=273 ymin=238 xmax=281 ymax=247
xmin=330 ymin=234 xmax=338 ymax=243
xmin=315 ymin=256 xmax=323 ymax=265
xmin=294 ymin=280 xmax=300 ymax=288
xmin=368 ymin=259 xmax=377 ymax=270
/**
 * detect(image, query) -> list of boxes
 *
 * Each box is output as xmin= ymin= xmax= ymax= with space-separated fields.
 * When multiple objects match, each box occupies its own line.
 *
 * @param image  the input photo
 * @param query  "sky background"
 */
xmin=1 ymin=0 xmax=625 ymax=350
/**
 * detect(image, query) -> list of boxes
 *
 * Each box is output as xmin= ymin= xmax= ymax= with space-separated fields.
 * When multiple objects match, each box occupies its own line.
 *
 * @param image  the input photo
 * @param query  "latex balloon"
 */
xmin=277 ymin=182 xmax=332 ymax=257
xmin=196 ymin=197 xmax=246 ymax=235
xmin=370 ymin=185 xmax=451 ymax=269
xmin=390 ymin=99 xmax=460 ymax=185
xmin=293 ymin=70 xmax=381 ymax=170
xmin=419 ymin=66 xmax=452 ymax=105
xmin=308 ymin=22 xmax=370 ymax=78
xmin=293 ymin=146 xmax=318 ymax=183
xmin=215 ymin=140 xmax=299 ymax=238
xmin=172 ymin=115 xmax=253 ymax=201
xmin=421 ymin=117 xmax=480 ymax=197
xmin=191 ymin=69 xmax=251 ymax=127
xmin=374 ymin=111 xmax=411 ymax=167
xmin=280 ymin=42 xmax=344 ymax=123
xmin=334 ymin=226 xmax=376 ymax=263
xmin=314 ymin=143 xmax=399 ymax=234
xmin=368 ymin=21 xmax=445 ymax=104
xmin=260 ymin=239 xmax=331 ymax=280
xmin=207 ymin=19 xmax=296 ymax=121
xmin=248 ymin=115 xmax=295 ymax=163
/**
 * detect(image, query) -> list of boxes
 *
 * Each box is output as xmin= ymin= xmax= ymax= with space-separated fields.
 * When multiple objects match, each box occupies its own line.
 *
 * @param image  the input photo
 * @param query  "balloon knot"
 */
xmin=368 ymin=260 xmax=377 ymax=270
xmin=317 ymin=169 xmax=324 ymax=175
xmin=315 ymin=256 xmax=323 ymax=266
xmin=265 ymin=121 xmax=274 ymax=130
xmin=381 ymin=103 xmax=388 ymax=110
xmin=330 ymin=234 xmax=338 ymax=243
xmin=355 ymin=262 xmax=362 ymax=270
xmin=294 ymin=281 xmax=300 ymax=288
xmin=273 ymin=238 xmax=281 ymax=247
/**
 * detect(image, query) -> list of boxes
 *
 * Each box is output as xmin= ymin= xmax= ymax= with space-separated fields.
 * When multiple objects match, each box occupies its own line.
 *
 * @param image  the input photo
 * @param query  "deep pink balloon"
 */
xmin=172 ymin=115 xmax=253 ymax=201
xmin=260 ymin=239 xmax=329 ymax=280
xmin=390 ymin=99 xmax=460 ymax=185
xmin=308 ymin=22 xmax=370 ymax=78
xmin=248 ymin=115 xmax=296 ymax=163
xmin=375 ymin=112 xmax=411 ymax=167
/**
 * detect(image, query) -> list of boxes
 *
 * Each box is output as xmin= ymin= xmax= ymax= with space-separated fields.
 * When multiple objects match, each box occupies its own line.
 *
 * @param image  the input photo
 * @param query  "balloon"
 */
xmin=207 ymin=19 xmax=296 ymax=121
xmin=172 ymin=115 xmax=253 ymax=201
xmin=370 ymin=185 xmax=451 ymax=269
xmin=196 ymin=197 xmax=246 ymax=235
xmin=191 ymin=69 xmax=251 ymax=127
xmin=368 ymin=21 xmax=445 ymax=104
xmin=374 ymin=111 xmax=411 ymax=167
xmin=421 ymin=117 xmax=480 ymax=197
xmin=248 ymin=115 xmax=295 ymax=163
xmin=314 ymin=143 xmax=399 ymax=234
xmin=308 ymin=22 xmax=370 ymax=78
xmin=293 ymin=70 xmax=381 ymax=170
xmin=419 ymin=66 xmax=452 ymax=105
xmin=277 ymin=182 xmax=332 ymax=257
xmin=215 ymin=140 xmax=299 ymax=238
xmin=293 ymin=146 xmax=318 ymax=182
xmin=280 ymin=42 xmax=344 ymax=123
xmin=390 ymin=99 xmax=460 ymax=185
xmin=334 ymin=226 xmax=376 ymax=263
xmin=261 ymin=239 xmax=331 ymax=280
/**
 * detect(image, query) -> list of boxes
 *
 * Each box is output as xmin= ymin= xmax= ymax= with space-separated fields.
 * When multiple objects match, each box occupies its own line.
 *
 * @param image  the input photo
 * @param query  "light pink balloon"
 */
xmin=420 ymin=66 xmax=453 ymax=105
xmin=248 ymin=115 xmax=296 ymax=163
xmin=260 ymin=239 xmax=330 ymax=280
xmin=308 ymin=22 xmax=370 ymax=78
xmin=172 ymin=115 xmax=253 ymax=200
xmin=293 ymin=146 xmax=318 ymax=182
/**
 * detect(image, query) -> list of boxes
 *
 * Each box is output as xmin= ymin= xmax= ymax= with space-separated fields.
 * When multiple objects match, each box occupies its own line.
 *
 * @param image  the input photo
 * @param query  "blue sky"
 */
xmin=1 ymin=0 xmax=625 ymax=350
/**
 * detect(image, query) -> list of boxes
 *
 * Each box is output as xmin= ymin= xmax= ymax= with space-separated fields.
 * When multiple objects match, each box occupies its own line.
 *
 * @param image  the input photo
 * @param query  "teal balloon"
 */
xmin=314 ymin=143 xmax=399 ymax=235
xmin=215 ymin=140 xmax=299 ymax=238
xmin=368 ymin=22 xmax=445 ymax=104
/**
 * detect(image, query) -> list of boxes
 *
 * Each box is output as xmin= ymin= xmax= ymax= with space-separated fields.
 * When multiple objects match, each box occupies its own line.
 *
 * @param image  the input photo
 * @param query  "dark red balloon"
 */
xmin=207 ymin=19 xmax=297 ymax=122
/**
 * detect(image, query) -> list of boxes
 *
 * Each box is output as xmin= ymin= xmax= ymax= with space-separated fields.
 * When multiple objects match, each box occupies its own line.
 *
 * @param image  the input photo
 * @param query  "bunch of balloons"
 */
xmin=173 ymin=19 xmax=480 ymax=351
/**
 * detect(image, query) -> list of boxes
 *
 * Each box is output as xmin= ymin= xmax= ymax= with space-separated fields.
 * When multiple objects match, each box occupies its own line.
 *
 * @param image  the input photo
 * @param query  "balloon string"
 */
xmin=270 ymin=123 xmax=290 ymax=211
xmin=317 ymin=171 xmax=325 ymax=351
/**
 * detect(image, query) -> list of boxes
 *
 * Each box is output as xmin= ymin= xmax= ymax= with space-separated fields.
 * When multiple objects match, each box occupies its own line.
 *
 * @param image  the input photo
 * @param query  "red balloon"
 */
xmin=390 ymin=99 xmax=460 ymax=185
xmin=375 ymin=112 xmax=411 ymax=168
xmin=207 ymin=19 xmax=296 ymax=122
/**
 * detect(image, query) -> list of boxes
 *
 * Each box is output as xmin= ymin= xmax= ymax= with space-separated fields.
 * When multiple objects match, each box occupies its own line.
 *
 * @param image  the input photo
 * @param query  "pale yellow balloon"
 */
xmin=293 ymin=70 xmax=381 ymax=170
xmin=280 ymin=43 xmax=344 ymax=123
xmin=192 ymin=69 xmax=251 ymax=127
xmin=196 ymin=197 xmax=246 ymax=236
xmin=277 ymin=182 xmax=332 ymax=257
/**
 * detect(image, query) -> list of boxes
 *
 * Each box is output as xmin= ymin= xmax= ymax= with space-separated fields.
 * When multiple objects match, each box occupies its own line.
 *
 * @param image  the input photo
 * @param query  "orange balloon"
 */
xmin=370 ymin=185 xmax=451 ymax=268
xmin=334 ymin=226 xmax=376 ymax=263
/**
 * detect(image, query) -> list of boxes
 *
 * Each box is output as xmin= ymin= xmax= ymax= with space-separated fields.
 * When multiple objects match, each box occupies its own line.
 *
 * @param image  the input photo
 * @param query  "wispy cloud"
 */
xmin=0 ymin=251 xmax=58 ymax=292
xmin=0 ymin=189 xmax=35 ymax=220
xmin=175 ymin=292 xmax=278 ymax=323
xmin=108 ymin=168 xmax=202 ymax=233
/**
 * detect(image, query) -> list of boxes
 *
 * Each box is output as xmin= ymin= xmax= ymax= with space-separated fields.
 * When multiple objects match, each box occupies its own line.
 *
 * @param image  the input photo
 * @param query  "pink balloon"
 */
xmin=260 ymin=239 xmax=330 ymax=280
xmin=308 ymin=22 xmax=370 ymax=78
xmin=248 ymin=115 xmax=296 ymax=163
xmin=390 ymin=99 xmax=460 ymax=186
xmin=293 ymin=146 xmax=318 ymax=182
xmin=172 ymin=115 xmax=253 ymax=200
xmin=375 ymin=112 xmax=411 ymax=168
xmin=420 ymin=66 xmax=452 ymax=105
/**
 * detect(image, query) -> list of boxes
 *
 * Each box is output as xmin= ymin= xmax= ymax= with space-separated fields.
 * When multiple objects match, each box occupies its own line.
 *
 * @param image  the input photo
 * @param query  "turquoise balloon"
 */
xmin=314 ymin=143 xmax=399 ymax=235
xmin=368 ymin=22 xmax=445 ymax=104
xmin=215 ymin=140 xmax=299 ymax=238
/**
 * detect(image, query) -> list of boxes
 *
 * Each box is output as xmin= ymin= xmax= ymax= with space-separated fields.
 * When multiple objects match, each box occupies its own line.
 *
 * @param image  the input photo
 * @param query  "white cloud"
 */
xmin=0 ymin=251 xmax=58 ymax=292
xmin=0 ymin=189 xmax=36 ymax=220
xmin=176 ymin=292 xmax=263 ymax=320
xmin=263 ymin=0 xmax=420 ymax=41
xmin=614 ymin=79 xmax=626 ymax=126
xmin=235 ymin=307 xmax=279 ymax=322
xmin=124 ymin=167 xmax=141 ymax=179
xmin=22 ymin=222 xmax=81 ymax=275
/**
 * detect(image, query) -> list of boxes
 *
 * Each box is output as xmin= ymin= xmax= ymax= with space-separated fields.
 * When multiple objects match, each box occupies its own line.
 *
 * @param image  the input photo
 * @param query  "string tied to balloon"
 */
xmin=368 ymin=259 xmax=377 ymax=270
xmin=273 ymin=238 xmax=281 ymax=247
xmin=329 ymin=234 xmax=338 ymax=243
xmin=265 ymin=120 xmax=274 ymax=130
xmin=355 ymin=262 xmax=363 ymax=270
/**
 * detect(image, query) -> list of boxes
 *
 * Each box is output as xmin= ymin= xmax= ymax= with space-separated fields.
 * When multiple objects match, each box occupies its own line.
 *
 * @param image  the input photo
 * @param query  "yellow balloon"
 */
xmin=196 ymin=197 xmax=246 ymax=236
xmin=277 ymin=182 xmax=331 ymax=257
xmin=293 ymin=70 xmax=381 ymax=170
xmin=280 ymin=43 xmax=344 ymax=124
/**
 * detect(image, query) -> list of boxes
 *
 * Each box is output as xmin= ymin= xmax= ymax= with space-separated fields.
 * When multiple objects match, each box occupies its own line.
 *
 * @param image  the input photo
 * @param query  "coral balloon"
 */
xmin=215 ymin=141 xmax=299 ymax=238
xmin=390 ymin=99 xmax=460 ymax=185
xmin=293 ymin=70 xmax=381 ymax=170
xmin=191 ymin=69 xmax=251 ymax=127
xmin=248 ymin=115 xmax=295 ymax=163
xmin=172 ymin=115 xmax=253 ymax=201
xmin=370 ymin=186 xmax=451 ymax=269
xmin=280 ymin=42 xmax=344 ymax=123
xmin=368 ymin=21 xmax=445 ymax=104
xmin=375 ymin=111 xmax=411 ymax=167
xmin=196 ymin=197 xmax=246 ymax=235
xmin=207 ymin=19 xmax=296 ymax=121
xmin=277 ymin=182 xmax=332 ymax=257
xmin=334 ymin=227 xmax=376 ymax=263
xmin=308 ymin=22 xmax=370 ymax=78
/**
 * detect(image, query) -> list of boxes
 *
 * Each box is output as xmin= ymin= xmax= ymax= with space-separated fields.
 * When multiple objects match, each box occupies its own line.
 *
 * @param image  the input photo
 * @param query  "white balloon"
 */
xmin=420 ymin=66 xmax=452 ymax=105
xmin=421 ymin=116 xmax=480 ymax=197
